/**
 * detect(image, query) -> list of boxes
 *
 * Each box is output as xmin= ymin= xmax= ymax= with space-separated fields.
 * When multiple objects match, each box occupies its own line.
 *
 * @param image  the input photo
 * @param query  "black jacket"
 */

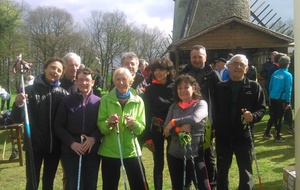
xmin=12 ymin=74 xmax=69 ymax=152
xmin=213 ymin=77 xmax=266 ymax=139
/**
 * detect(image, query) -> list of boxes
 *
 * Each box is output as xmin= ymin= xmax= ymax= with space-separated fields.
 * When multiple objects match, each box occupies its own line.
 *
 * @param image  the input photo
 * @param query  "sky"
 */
xmin=23 ymin=0 xmax=294 ymax=36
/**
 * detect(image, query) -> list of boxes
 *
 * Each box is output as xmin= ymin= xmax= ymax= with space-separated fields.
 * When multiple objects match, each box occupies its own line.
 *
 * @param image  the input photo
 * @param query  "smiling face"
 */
xmin=113 ymin=68 xmax=133 ymax=94
xmin=44 ymin=61 xmax=64 ymax=83
xmin=227 ymin=56 xmax=249 ymax=81
xmin=76 ymin=72 xmax=94 ymax=96
xmin=65 ymin=57 xmax=81 ymax=81
xmin=154 ymin=68 xmax=169 ymax=84
xmin=190 ymin=48 xmax=207 ymax=69
xmin=177 ymin=81 xmax=195 ymax=103
xmin=122 ymin=57 xmax=138 ymax=76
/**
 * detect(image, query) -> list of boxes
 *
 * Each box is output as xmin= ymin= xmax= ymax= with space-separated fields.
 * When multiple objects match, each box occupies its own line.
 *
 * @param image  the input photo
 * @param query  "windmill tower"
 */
xmin=172 ymin=0 xmax=251 ymax=41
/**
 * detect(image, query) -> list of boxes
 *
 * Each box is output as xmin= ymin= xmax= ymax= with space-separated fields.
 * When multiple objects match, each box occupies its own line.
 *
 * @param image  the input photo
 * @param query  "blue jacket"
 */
xmin=269 ymin=68 xmax=293 ymax=103
xmin=54 ymin=91 xmax=102 ymax=154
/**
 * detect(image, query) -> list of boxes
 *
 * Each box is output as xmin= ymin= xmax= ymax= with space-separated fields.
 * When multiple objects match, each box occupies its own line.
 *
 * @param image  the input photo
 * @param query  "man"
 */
xmin=217 ymin=58 xmax=230 ymax=81
xmin=120 ymin=52 xmax=144 ymax=95
xmin=260 ymin=51 xmax=278 ymax=95
xmin=213 ymin=54 xmax=266 ymax=190
xmin=61 ymin=52 xmax=81 ymax=93
xmin=179 ymin=45 xmax=220 ymax=189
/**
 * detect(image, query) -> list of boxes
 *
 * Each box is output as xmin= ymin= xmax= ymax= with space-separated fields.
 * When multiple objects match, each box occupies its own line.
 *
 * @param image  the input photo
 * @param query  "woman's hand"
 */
xmin=180 ymin=124 xmax=191 ymax=133
xmin=15 ymin=93 xmax=27 ymax=106
xmin=125 ymin=114 xmax=135 ymax=130
xmin=81 ymin=134 xmax=95 ymax=153
xmin=163 ymin=122 xmax=173 ymax=137
xmin=108 ymin=114 xmax=120 ymax=127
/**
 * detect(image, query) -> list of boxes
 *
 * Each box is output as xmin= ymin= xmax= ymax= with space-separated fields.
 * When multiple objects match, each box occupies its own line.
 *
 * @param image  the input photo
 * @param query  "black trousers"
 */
xmin=101 ymin=156 xmax=148 ymax=190
xmin=266 ymin=99 xmax=286 ymax=136
xmin=25 ymin=150 xmax=60 ymax=190
xmin=167 ymin=145 xmax=210 ymax=190
xmin=1 ymin=98 xmax=10 ymax=111
xmin=151 ymin=125 xmax=166 ymax=190
xmin=61 ymin=151 xmax=100 ymax=190
xmin=216 ymin=137 xmax=253 ymax=190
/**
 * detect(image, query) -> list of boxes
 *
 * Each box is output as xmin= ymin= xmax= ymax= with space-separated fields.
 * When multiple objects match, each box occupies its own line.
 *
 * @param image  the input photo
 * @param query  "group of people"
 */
xmin=9 ymin=45 xmax=293 ymax=190
xmin=260 ymin=51 xmax=294 ymax=141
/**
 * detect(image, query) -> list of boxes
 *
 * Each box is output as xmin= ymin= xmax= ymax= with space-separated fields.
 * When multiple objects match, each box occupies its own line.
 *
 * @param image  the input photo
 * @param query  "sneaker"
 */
xmin=274 ymin=136 xmax=286 ymax=142
xmin=288 ymin=127 xmax=295 ymax=135
xmin=263 ymin=133 xmax=273 ymax=139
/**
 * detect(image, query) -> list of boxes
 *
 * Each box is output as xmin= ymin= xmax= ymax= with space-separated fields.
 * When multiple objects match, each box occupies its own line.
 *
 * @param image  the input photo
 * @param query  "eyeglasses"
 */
xmin=230 ymin=62 xmax=247 ymax=68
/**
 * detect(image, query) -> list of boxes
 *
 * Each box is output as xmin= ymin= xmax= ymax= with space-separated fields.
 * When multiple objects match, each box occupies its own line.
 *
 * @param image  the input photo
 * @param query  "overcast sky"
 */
xmin=24 ymin=0 xmax=294 ymax=35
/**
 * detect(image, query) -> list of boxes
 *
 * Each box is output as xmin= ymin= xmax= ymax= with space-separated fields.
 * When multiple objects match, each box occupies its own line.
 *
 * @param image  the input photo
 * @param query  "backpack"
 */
xmin=0 ymin=110 xmax=14 ymax=126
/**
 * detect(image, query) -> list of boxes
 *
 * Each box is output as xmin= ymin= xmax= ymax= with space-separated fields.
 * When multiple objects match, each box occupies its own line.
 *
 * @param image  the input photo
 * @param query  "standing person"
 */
xmin=245 ymin=61 xmax=257 ymax=81
xmin=263 ymin=55 xmax=293 ymax=142
xmin=93 ymin=69 xmax=104 ymax=97
xmin=98 ymin=67 xmax=148 ymax=190
xmin=11 ymin=57 xmax=69 ymax=190
xmin=217 ymin=58 xmax=230 ymax=81
xmin=213 ymin=54 xmax=266 ymax=190
xmin=0 ymin=86 xmax=11 ymax=112
xmin=163 ymin=74 xmax=210 ymax=190
xmin=122 ymin=52 xmax=144 ymax=95
xmin=143 ymin=57 xmax=175 ymax=190
xmin=179 ymin=45 xmax=220 ymax=189
xmin=61 ymin=52 xmax=81 ymax=93
xmin=54 ymin=67 xmax=102 ymax=190
xmin=138 ymin=59 xmax=149 ymax=87
xmin=260 ymin=51 xmax=278 ymax=96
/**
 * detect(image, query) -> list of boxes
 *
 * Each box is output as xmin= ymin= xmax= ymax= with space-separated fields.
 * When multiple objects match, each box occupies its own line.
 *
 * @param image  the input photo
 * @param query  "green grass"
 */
xmin=0 ymin=111 xmax=295 ymax=189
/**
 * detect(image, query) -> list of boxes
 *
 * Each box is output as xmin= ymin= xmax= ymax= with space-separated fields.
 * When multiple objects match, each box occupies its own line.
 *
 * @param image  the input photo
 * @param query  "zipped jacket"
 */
xmin=98 ymin=88 xmax=145 ymax=158
xmin=269 ymin=68 xmax=293 ymax=103
xmin=11 ymin=74 xmax=68 ymax=152
xmin=213 ymin=77 xmax=266 ymax=139
xmin=54 ymin=91 xmax=102 ymax=154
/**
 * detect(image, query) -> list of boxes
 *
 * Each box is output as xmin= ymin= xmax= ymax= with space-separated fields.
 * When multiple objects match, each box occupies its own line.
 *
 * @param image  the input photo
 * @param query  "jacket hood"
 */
xmin=34 ymin=74 xmax=61 ymax=87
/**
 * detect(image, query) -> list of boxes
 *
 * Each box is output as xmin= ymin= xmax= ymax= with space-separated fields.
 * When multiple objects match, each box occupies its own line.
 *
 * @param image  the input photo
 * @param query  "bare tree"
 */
xmin=23 ymin=6 xmax=76 ymax=64
xmin=133 ymin=25 xmax=170 ymax=62
xmin=85 ymin=10 xmax=135 ymax=89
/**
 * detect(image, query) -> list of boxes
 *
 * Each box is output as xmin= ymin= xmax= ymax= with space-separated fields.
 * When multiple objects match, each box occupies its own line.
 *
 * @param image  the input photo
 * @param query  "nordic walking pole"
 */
xmin=115 ymin=122 xmax=128 ymax=190
xmin=77 ymin=136 xmax=84 ymax=190
xmin=125 ymin=113 xmax=148 ymax=190
xmin=242 ymin=109 xmax=262 ymax=190
xmin=130 ymin=130 xmax=148 ymax=190
xmin=183 ymin=144 xmax=187 ymax=189
xmin=188 ymin=143 xmax=199 ymax=190
xmin=248 ymin=124 xmax=263 ymax=190
xmin=16 ymin=54 xmax=37 ymax=189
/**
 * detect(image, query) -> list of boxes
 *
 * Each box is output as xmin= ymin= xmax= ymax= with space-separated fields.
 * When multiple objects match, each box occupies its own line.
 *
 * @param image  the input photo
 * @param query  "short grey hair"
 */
xmin=121 ymin=52 xmax=139 ymax=66
xmin=228 ymin=54 xmax=248 ymax=66
xmin=62 ymin=52 xmax=81 ymax=65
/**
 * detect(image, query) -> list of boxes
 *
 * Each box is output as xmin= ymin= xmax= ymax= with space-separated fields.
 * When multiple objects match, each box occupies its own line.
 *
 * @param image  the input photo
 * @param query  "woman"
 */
xmin=54 ymin=67 xmax=102 ymax=189
xmin=143 ymin=57 xmax=175 ymax=190
xmin=98 ymin=67 xmax=148 ymax=190
xmin=163 ymin=74 xmax=210 ymax=190
xmin=11 ymin=57 xmax=69 ymax=190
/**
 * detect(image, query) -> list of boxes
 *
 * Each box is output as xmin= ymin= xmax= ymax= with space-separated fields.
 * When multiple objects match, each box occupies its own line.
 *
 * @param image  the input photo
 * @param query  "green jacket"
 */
xmin=97 ymin=88 xmax=145 ymax=158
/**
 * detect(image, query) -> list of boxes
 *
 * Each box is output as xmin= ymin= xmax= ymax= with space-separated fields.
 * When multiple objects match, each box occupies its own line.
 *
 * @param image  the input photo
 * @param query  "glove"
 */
xmin=178 ymin=132 xmax=192 ymax=146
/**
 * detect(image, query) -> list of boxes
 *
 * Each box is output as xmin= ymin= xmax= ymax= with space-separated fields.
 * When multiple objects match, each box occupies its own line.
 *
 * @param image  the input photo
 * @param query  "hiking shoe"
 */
xmin=263 ymin=133 xmax=273 ymax=139
xmin=288 ymin=127 xmax=295 ymax=135
xmin=274 ymin=136 xmax=286 ymax=142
